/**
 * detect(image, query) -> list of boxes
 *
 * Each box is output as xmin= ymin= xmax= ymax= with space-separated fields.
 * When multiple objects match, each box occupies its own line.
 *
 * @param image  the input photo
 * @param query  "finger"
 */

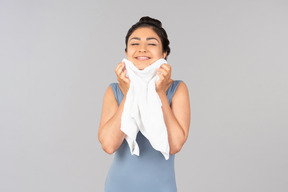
xmin=115 ymin=62 xmax=123 ymax=70
xmin=122 ymin=65 xmax=127 ymax=73
xmin=120 ymin=68 xmax=126 ymax=78
xmin=116 ymin=67 xmax=122 ymax=76
xmin=119 ymin=66 xmax=129 ymax=80
xmin=158 ymin=68 xmax=168 ymax=76
xmin=161 ymin=64 xmax=172 ymax=78
xmin=157 ymin=71 xmax=165 ymax=80
xmin=116 ymin=63 xmax=125 ymax=76
xmin=161 ymin=63 xmax=171 ymax=72
xmin=115 ymin=62 xmax=124 ymax=73
xmin=119 ymin=71 xmax=130 ymax=84
xmin=124 ymin=70 xmax=130 ymax=82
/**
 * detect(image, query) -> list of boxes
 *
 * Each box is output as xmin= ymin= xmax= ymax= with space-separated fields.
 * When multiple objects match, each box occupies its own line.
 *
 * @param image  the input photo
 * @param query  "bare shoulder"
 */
xmin=103 ymin=85 xmax=117 ymax=103
xmin=172 ymin=81 xmax=189 ymax=103
xmin=102 ymin=85 xmax=118 ymax=110
xmin=171 ymin=81 xmax=190 ymax=119
xmin=99 ymin=85 xmax=118 ymax=128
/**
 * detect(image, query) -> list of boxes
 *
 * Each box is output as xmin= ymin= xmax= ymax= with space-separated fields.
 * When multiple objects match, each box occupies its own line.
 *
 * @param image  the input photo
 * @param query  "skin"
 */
xmin=98 ymin=27 xmax=191 ymax=155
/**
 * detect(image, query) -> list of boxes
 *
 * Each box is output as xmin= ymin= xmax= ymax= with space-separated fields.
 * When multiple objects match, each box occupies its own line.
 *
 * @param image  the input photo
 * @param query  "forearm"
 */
xmin=158 ymin=91 xmax=187 ymax=154
xmin=98 ymin=96 xmax=127 ymax=154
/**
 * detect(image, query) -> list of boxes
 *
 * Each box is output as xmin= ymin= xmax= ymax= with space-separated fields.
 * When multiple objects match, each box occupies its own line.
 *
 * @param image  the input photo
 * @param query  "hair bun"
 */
xmin=139 ymin=16 xmax=162 ymax=28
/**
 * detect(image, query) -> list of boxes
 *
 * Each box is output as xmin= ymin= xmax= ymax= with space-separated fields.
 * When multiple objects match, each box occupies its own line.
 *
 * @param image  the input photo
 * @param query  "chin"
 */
xmin=133 ymin=60 xmax=153 ymax=70
xmin=135 ymin=65 xmax=148 ymax=70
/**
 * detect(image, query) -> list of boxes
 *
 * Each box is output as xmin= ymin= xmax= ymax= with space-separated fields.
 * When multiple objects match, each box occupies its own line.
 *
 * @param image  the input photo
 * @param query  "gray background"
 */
xmin=0 ymin=0 xmax=287 ymax=191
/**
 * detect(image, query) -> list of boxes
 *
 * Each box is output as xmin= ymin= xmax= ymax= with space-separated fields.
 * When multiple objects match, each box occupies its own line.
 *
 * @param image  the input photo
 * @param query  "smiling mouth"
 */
xmin=135 ymin=56 xmax=151 ymax=61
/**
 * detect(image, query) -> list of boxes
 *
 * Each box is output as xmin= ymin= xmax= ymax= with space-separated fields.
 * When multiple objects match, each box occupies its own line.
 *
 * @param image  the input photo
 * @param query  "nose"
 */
xmin=138 ymin=44 xmax=147 ymax=52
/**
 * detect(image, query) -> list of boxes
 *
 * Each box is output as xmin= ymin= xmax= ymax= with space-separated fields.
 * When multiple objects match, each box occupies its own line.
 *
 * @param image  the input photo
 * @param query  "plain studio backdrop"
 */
xmin=0 ymin=0 xmax=287 ymax=191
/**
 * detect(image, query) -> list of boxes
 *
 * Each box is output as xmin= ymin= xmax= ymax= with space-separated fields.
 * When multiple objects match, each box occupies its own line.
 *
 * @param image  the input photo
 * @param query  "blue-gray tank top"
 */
xmin=105 ymin=80 xmax=182 ymax=192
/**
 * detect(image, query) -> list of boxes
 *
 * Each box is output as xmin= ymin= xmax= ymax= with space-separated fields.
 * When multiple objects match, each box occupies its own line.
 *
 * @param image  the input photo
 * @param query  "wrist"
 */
xmin=157 ymin=90 xmax=166 ymax=97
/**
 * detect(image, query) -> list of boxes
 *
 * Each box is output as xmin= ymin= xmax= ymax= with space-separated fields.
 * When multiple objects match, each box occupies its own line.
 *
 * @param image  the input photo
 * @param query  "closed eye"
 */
xmin=131 ymin=43 xmax=139 ymax=46
xmin=148 ymin=44 xmax=157 ymax=46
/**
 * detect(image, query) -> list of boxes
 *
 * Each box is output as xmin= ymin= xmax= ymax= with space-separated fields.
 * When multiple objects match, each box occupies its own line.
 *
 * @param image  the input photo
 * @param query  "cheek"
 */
xmin=126 ymin=48 xmax=135 ymax=57
xmin=152 ymin=47 xmax=163 ymax=57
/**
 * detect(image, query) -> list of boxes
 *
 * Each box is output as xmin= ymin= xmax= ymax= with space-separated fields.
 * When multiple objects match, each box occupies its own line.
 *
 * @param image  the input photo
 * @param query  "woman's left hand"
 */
xmin=156 ymin=63 xmax=173 ymax=94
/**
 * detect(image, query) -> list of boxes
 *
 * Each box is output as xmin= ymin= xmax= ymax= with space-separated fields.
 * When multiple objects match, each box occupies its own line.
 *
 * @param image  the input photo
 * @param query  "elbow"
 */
xmin=169 ymin=128 xmax=189 ymax=155
xmin=98 ymin=138 xmax=116 ymax=155
xmin=98 ymin=134 xmax=116 ymax=155
xmin=100 ymin=141 xmax=117 ymax=154
xmin=102 ymin=145 xmax=116 ymax=154
xmin=169 ymin=136 xmax=188 ymax=155
xmin=169 ymin=144 xmax=182 ymax=155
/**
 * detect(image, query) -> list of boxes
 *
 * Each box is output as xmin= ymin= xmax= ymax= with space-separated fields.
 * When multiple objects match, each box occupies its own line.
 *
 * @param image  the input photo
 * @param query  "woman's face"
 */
xmin=125 ymin=27 xmax=167 ymax=70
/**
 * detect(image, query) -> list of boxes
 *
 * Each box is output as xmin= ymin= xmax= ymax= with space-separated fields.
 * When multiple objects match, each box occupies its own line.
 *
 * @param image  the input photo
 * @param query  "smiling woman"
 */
xmin=98 ymin=16 xmax=191 ymax=192
xmin=126 ymin=27 xmax=166 ymax=70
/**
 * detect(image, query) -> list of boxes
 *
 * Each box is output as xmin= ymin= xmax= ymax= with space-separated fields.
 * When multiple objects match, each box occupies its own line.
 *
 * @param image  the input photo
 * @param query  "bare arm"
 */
xmin=98 ymin=62 xmax=130 ymax=154
xmin=98 ymin=86 xmax=126 ymax=154
xmin=156 ymin=64 xmax=191 ymax=154
xmin=158 ymin=82 xmax=191 ymax=154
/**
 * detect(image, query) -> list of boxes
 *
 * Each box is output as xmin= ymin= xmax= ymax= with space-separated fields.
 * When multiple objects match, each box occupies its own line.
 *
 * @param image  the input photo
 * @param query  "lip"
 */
xmin=135 ymin=56 xmax=151 ymax=61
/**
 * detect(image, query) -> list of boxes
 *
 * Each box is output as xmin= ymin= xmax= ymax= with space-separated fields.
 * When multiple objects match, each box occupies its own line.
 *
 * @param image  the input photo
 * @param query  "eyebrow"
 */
xmin=129 ymin=37 xmax=159 ymax=42
xmin=147 ymin=37 xmax=159 ymax=42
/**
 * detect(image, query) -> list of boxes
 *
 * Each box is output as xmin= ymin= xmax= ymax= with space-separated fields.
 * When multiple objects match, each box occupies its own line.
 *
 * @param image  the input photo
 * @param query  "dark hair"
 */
xmin=125 ymin=16 xmax=171 ymax=59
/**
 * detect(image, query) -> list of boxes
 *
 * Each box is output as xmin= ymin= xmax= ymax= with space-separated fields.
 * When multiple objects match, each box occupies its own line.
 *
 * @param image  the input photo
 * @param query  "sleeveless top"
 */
xmin=105 ymin=80 xmax=182 ymax=192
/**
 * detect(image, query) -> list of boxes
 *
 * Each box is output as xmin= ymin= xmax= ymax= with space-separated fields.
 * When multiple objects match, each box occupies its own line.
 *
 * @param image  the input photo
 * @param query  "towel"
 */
xmin=120 ymin=58 xmax=170 ymax=160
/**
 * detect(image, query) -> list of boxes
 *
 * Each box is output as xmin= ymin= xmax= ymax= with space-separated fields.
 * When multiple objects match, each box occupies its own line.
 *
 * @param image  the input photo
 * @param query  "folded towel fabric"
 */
xmin=120 ymin=58 xmax=170 ymax=160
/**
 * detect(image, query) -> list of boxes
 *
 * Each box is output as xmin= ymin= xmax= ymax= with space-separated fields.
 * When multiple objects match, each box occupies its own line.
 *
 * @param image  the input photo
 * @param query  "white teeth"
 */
xmin=137 ymin=57 xmax=150 ymax=60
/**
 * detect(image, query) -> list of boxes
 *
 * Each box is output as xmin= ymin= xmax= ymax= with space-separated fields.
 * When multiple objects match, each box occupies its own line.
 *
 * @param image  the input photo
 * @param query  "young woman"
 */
xmin=98 ymin=16 xmax=191 ymax=192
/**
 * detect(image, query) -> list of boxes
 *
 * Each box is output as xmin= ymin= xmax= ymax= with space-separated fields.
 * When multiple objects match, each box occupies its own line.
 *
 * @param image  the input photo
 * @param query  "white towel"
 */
xmin=120 ymin=58 xmax=170 ymax=160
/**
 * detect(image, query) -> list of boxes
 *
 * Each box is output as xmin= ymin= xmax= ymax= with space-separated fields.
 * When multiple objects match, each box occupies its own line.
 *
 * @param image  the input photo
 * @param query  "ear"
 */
xmin=125 ymin=48 xmax=127 ymax=56
xmin=162 ymin=52 xmax=167 ymax=59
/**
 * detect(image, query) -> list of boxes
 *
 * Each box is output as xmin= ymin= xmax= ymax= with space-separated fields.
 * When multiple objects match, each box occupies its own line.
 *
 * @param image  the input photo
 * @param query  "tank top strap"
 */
xmin=166 ymin=80 xmax=182 ymax=105
xmin=110 ymin=83 xmax=124 ymax=106
xmin=110 ymin=80 xmax=182 ymax=106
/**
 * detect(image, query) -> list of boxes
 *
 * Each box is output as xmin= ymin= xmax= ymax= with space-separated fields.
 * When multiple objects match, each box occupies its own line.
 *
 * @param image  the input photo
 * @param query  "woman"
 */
xmin=98 ymin=16 xmax=191 ymax=192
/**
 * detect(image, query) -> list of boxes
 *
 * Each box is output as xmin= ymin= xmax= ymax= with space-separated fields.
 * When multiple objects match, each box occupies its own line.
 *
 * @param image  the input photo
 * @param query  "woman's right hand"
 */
xmin=115 ymin=61 xmax=130 ymax=96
